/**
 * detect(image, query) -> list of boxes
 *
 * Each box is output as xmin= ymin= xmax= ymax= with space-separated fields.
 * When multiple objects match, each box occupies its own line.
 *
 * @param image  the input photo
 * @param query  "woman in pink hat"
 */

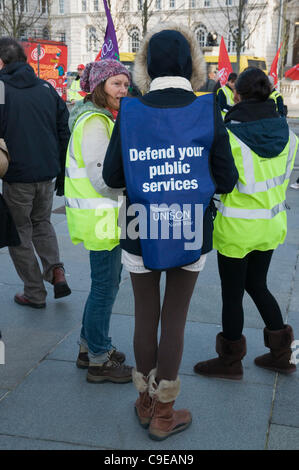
xmin=65 ymin=59 xmax=133 ymax=384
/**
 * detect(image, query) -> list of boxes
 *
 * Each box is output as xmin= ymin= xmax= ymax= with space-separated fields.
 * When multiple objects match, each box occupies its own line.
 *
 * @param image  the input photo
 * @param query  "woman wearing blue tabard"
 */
xmin=103 ymin=23 xmax=238 ymax=441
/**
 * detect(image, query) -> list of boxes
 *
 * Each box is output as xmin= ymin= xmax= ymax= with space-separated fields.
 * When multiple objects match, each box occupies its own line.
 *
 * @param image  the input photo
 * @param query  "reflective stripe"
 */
xmin=218 ymin=201 xmax=286 ymax=219
xmin=234 ymin=131 xmax=297 ymax=194
xmin=65 ymin=167 xmax=87 ymax=179
xmin=65 ymin=197 xmax=119 ymax=210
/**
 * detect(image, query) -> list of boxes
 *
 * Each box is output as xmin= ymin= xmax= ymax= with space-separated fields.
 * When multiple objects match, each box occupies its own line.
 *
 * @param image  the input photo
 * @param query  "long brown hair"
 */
xmin=84 ymin=82 xmax=109 ymax=108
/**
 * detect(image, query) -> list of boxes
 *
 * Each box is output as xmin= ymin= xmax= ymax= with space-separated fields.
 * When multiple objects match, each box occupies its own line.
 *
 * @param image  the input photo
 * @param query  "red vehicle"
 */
xmin=22 ymin=39 xmax=68 ymax=101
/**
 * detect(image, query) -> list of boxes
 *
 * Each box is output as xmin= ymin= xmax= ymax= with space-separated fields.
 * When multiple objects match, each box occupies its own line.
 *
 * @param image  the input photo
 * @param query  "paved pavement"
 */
xmin=0 ymin=122 xmax=298 ymax=451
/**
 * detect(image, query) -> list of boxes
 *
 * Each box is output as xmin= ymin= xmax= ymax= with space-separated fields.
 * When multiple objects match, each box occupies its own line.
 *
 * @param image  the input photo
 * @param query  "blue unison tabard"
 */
xmin=120 ymin=94 xmax=216 ymax=270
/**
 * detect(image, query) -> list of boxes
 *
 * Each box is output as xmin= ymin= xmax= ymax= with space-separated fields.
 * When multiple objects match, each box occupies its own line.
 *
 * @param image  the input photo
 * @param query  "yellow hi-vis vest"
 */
xmin=65 ymin=111 xmax=119 ymax=251
xmin=68 ymin=79 xmax=84 ymax=102
xmin=213 ymin=130 xmax=298 ymax=258
xmin=269 ymin=90 xmax=282 ymax=112
xmin=217 ymin=85 xmax=234 ymax=119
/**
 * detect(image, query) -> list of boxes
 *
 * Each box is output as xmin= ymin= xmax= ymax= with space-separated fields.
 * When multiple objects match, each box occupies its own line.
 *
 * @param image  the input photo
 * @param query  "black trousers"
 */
xmin=217 ymin=250 xmax=284 ymax=341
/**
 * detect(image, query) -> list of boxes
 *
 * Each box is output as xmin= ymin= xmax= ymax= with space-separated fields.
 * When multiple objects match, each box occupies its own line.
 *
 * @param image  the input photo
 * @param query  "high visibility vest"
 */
xmin=269 ymin=90 xmax=282 ymax=112
xmin=213 ymin=129 xmax=298 ymax=258
xmin=68 ymin=79 xmax=84 ymax=102
xmin=65 ymin=111 xmax=119 ymax=251
xmin=217 ymin=85 xmax=234 ymax=119
xmin=120 ymin=94 xmax=216 ymax=270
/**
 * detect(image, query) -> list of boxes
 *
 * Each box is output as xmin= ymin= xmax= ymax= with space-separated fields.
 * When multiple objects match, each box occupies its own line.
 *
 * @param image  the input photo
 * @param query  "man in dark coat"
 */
xmin=0 ymin=37 xmax=71 ymax=309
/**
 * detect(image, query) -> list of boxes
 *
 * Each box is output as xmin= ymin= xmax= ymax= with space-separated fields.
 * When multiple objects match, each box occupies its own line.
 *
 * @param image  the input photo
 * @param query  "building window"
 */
xmin=195 ymin=25 xmax=208 ymax=48
xmin=0 ymin=0 xmax=4 ymax=11
xmin=94 ymin=0 xmax=99 ymax=11
xmin=82 ymin=0 xmax=87 ymax=12
xmin=137 ymin=0 xmax=142 ymax=10
xmin=18 ymin=0 xmax=28 ymax=12
xmin=156 ymin=0 xmax=161 ymax=9
xmin=227 ymin=28 xmax=244 ymax=53
xmin=129 ymin=28 xmax=140 ymax=53
xmin=59 ymin=0 xmax=64 ymax=14
xmin=87 ymin=26 xmax=98 ymax=52
xmin=189 ymin=0 xmax=196 ymax=7
xmin=169 ymin=0 xmax=175 ymax=8
xmin=39 ymin=0 xmax=48 ymax=14
xmin=59 ymin=32 xmax=66 ymax=42
xmin=123 ymin=0 xmax=129 ymax=11
xmin=43 ymin=27 xmax=50 ymax=39
xmin=226 ymin=0 xmax=232 ymax=5
xmin=204 ymin=0 xmax=210 ymax=6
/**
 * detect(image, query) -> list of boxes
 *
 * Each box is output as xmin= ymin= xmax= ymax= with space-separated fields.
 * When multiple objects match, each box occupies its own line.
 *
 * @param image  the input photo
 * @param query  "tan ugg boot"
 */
xmin=254 ymin=325 xmax=297 ymax=374
xmin=148 ymin=375 xmax=192 ymax=441
xmin=132 ymin=368 xmax=156 ymax=429
xmin=194 ymin=333 xmax=246 ymax=380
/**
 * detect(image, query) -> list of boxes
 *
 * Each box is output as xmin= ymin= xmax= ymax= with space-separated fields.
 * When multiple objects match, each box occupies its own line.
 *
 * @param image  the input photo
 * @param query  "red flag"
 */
xmin=218 ymin=37 xmax=233 ymax=86
xmin=285 ymin=63 xmax=299 ymax=81
xmin=269 ymin=42 xmax=282 ymax=87
xmin=95 ymin=48 xmax=102 ymax=62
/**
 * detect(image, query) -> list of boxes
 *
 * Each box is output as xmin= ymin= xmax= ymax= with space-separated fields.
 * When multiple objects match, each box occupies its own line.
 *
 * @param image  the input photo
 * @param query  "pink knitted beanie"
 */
xmin=80 ymin=59 xmax=131 ymax=94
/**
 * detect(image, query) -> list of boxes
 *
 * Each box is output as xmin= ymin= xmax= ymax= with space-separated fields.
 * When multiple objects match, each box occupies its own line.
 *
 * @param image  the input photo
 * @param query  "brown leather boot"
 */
xmin=148 ymin=376 xmax=192 ymax=441
xmin=254 ymin=325 xmax=296 ymax=374
xmin=52 ymin=267 xmax=71 ymax=299
xmin=193 ymin=333 xmax=247 ymax=380
xmin=132 ymin=369 xmax=156 ymax=429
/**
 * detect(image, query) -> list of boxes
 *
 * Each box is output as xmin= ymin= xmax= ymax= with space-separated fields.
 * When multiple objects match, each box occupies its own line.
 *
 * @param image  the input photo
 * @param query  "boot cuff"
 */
xmin=216 ymin=333 xmax=247 ymax=358
xmin=132 ymin=368 xmax=157 ymax=393
xmin=149 ymin=376 xmax=180 ymax=403
xmin=264 ymin=325 xmax=294 ymax=349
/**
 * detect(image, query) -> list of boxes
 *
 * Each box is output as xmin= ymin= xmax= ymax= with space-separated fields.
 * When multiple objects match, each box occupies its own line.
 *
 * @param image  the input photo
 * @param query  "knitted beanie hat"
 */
xmin=80 ymin=59 xmax=131 ymax=94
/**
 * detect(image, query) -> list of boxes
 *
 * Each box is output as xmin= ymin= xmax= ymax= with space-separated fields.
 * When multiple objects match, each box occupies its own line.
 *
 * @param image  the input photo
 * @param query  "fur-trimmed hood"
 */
xmin=133 ymin=22 xmax=206 ymax=93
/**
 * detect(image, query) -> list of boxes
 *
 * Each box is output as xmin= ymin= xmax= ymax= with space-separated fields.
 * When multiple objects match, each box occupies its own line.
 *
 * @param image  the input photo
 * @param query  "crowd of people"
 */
xmin=0 ymin=25 xmax=298 ymax=442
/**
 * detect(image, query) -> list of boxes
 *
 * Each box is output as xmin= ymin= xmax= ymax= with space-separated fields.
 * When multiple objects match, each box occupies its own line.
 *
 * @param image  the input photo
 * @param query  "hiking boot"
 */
xmin=76 ymin=346 xmax=126 ymax=369
xmin=87 ymin=358 xmax=132 ymax=383
xmin=14 ymin=293 xmax=46 ymax=309
xmin=148 ymin=376 xmax=192 ymax=441
xmin=52 ymin=267 xmax=71 ymax=299
xmin=254 ymin=325 xmax=297 ymax=374
xmin=193 ymin=333 xmax=246 ymax=380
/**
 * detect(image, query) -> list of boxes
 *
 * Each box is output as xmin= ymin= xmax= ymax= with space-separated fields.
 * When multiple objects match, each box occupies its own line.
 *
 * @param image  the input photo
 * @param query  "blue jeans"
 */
xmin=80 ymin=246 xmax=122 ymax=362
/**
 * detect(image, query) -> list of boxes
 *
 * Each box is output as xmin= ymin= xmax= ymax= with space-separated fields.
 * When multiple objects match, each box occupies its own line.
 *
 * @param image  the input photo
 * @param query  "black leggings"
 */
xmin=130 ymin=269 xmax=199 ymax=382
xmin=217 ymin=250 xmax=284 ymax=341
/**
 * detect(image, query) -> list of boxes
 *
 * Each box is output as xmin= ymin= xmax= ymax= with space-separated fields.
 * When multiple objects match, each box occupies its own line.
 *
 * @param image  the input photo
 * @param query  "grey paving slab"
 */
xmin=271 ymin=373 xmax=299 ymax=428
xmin=0 ymin=285 xmax=83 ymax=389
xmin=0 ymin=360 xmax=273 ymax=450
xmin=267 ymin=424 xmax=299 ymax=450
xmin=0 ymin=390 xmax=9 ymax=401
xmin=0 ymin=435 xmax=103 ymax=450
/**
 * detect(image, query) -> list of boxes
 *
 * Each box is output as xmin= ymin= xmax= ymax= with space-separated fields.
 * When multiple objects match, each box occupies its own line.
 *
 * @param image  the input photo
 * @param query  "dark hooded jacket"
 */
xmin=103 ymin=27 xmax=238 ymax=258
xmin=224 ymin=98 xmax=289 ymax=158
xmin=0 ymin=62 xmax=70 ymax=184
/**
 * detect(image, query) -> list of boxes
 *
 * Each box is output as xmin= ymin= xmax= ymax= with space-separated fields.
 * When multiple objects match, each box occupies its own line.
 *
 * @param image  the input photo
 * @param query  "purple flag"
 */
xmin=96 ymin=0 xmax=120 ymax=61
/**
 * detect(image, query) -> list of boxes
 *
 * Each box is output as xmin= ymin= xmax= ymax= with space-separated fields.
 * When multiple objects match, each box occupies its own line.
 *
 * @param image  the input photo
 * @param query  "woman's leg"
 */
xmin=156 ymin=268 xmax=199 ymax=382
xmin=217 ymin=252 xmax=248 ymax=341
xmin=130 ymin=271 xmax=162 ymax=376
xmin=245 ymin=250 xmax=284 ymax=330
xmin=80 ymin=246 xmax=122 ymax=360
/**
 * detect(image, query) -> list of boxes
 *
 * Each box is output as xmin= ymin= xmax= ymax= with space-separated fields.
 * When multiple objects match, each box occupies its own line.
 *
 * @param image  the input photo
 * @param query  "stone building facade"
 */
xmin=46 ymin=1 xmax=298 ymax=73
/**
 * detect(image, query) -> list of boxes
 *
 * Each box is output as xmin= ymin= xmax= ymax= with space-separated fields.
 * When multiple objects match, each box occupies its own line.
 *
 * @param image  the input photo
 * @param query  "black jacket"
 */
xmin=0 ymin=62 xmax=70 ymax=184
xmin=103 ymin=89 xmax=238 ymax=256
